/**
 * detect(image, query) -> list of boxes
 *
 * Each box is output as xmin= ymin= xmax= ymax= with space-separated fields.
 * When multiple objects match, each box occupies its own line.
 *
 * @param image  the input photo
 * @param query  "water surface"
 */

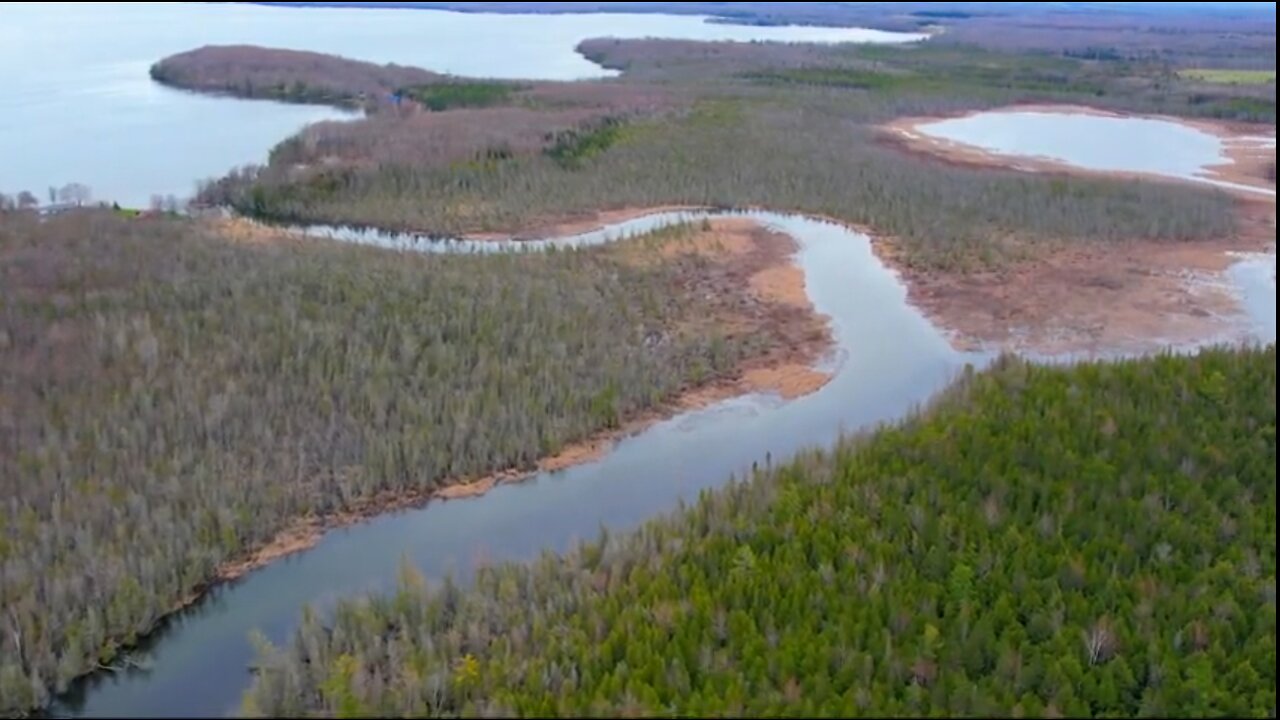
xmin=54 ymin=211 xmax=974 ymax=717
xmin=0 ymin=2 xmax=922 ymax=207
xmin=915 ymin=110 xmax=1275 ymax=197
xmin=53 ymin=208 xmax=1278 ymax=717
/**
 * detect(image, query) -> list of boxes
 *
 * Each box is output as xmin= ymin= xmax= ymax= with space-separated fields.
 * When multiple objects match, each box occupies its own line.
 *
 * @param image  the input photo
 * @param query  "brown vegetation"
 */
xmin=0 ymin=209 xmax=826 ymax=713
xmin=151 ymin=45 xmax=444 ymax=108
xmin=881 ymin=198 xmax=1275 ymax=354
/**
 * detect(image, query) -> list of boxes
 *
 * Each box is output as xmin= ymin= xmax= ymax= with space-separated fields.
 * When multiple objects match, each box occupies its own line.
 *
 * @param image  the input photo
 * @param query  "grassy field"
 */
xmin=1179 ymin=68 xmax=1276 ymax=85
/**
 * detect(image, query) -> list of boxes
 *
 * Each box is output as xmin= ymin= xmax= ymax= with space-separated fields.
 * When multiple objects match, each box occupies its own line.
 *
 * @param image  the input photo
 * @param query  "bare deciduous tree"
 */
xmin=57 ymin=183 xmax=92 ymax=207
xmin=1084 ymin=617 xmax=1116 ymax=666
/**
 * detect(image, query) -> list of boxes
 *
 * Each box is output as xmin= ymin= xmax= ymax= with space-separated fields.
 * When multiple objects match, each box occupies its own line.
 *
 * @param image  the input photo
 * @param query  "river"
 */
xmin=7 ymin=3 xmax=1276 ymax=717
xmin=51 ymin=205 xmax=1277 ymax=717
xmin=50 ymin=210 xmax=975 ymax=717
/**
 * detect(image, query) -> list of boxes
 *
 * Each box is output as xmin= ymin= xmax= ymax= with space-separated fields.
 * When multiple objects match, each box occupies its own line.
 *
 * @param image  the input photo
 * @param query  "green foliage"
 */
xmin=401 ymin=82 xmax=519 ymax=111
xmin=1185 ymin=94 xmax=1277 ymax=123
xmin=0 ymin=210 xmax=765 ymax=716
xmin=244 ymin=348 xmax=1278 ymax=718
xmin=544 ymin=117 xmax=629 ymax=169
xmin=743 ymin=59 xmax=1110 ymax=97
xmin=1179 ymin=69 xmax=1276 ymax=85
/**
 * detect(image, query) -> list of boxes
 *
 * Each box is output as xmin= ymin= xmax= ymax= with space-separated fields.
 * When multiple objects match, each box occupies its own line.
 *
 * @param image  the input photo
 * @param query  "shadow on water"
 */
xmin=50 ymin=210 xmax=1275 ymax=718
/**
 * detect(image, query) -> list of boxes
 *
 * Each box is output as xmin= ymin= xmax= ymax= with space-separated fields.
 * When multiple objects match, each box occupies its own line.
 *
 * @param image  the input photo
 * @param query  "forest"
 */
xmin=151 ymin=45 xmax=446 ymax=109
xmin=176 ymin=36 xmax=1268 ymax=271
xmin=243 ymin=347 xmax=1278 ymax=718
xmin=0 ymin=210 xmax=780 ymax=714
xmin=4 ymin=5 xmax=1275 ymax=716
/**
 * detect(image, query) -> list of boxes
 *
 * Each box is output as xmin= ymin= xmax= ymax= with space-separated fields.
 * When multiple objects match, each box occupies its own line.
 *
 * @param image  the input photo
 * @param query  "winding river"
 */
xmin=54 ymin=211 xmax=974 ymax=716
xmin=7 ymin=4 xmax=1275 ymax=717
xmin=53 ymin=207 xmax=1277 ymax=717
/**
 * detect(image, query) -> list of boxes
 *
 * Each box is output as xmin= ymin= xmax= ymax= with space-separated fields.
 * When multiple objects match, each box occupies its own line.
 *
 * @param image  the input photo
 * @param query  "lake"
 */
xmin=0 ymin=2 xmax=924 ymax=208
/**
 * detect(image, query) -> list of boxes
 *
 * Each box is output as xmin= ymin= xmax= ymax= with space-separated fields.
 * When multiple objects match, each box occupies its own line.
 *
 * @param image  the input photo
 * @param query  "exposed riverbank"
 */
xmin=206 ymin=215 xmax=832 ymax=587
xmin=878 ymin=105 xmax=1276 ymax=353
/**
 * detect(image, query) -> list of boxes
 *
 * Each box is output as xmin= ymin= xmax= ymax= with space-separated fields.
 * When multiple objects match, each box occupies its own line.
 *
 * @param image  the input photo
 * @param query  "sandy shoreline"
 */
xmin=208 ymin=216 xmax=833 ymax=586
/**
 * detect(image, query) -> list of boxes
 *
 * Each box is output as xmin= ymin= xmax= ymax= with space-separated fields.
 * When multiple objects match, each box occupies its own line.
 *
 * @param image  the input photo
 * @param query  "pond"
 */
xmin=913 ymin=109 xmax=1276 ymax=197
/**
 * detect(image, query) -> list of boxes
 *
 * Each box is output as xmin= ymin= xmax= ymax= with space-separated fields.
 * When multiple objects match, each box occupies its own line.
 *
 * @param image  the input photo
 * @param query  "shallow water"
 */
xmin=915 ymin=110 xmax=1276 ymax=197
xmin=1228 ymin=252 xmax=1278 ymax=344
xmin=0 ymin=2 xmax=922 ymax=207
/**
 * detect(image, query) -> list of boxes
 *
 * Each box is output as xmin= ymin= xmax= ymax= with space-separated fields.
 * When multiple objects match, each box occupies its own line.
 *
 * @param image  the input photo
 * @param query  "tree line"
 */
xmin=243 ymin=346 xmax=1277 ymax=718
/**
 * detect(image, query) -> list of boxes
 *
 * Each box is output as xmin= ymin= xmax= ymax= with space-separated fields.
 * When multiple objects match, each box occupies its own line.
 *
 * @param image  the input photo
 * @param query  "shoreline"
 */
xmin=883 ymin=103 xmax=1276 ymax=199
xmin=58 ymin=200 xmax=1271 ymax=707
xmin=206 ymin=215 xmax=833 ymax=586
xmin=876 ymin=104 xmax=1275 ymax=354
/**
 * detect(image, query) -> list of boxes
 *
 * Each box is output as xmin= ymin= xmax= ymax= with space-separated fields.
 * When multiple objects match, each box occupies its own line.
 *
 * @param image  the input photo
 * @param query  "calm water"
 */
xmin=9 ymin=5 xmax=1275 ymax=717
xmin=52 ymin=208 xmax=1277 ymax=718
xmin=0 ymin=2 xmax=923 ymax=207
xmin=1229 ymin=253 xmax=1278 ymax=344
xmin=53 ymin=211 xmax=975 ymax=717
xmin=915 ymin=110 xmax=1276 ymax=197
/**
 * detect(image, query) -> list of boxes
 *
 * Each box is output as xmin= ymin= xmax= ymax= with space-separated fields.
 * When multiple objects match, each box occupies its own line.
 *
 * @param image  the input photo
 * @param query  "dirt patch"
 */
xmin=884 ymin=104 xmax=1276 ymax=199
xmin=879 ymin=198 xmax=1276 ymax=355
xmin=208 ymin=216 xmax=832 ymax=584
xmin=743 ymin=364 xmax=831 ymax=400
xmin=1211 ymin=136 xmax=1277 ymax=189
xmin=751 ymin=263 xmax=809 ymax=308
